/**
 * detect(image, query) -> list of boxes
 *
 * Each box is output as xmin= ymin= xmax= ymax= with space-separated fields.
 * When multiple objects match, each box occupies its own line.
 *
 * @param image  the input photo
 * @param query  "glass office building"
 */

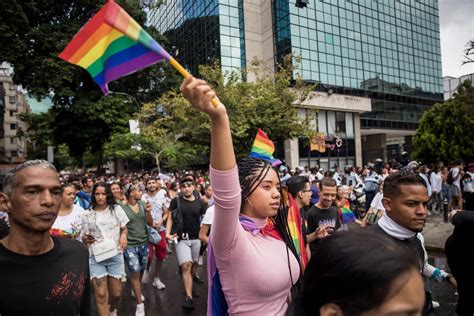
xmin=149 ymin=0 xmax=444 ymax=167
xmin=148 ymin=0 xmax=246 ymax=75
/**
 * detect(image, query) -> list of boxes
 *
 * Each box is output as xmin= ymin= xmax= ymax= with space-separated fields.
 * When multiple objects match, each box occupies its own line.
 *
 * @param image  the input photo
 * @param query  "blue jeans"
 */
xmin=124 ymin=243 xmax=149 ymax=274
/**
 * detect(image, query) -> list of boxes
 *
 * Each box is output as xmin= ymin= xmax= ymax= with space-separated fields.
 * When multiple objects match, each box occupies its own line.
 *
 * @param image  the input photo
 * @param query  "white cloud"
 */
xmin=439 ymin=0 xmax=474 ymax=77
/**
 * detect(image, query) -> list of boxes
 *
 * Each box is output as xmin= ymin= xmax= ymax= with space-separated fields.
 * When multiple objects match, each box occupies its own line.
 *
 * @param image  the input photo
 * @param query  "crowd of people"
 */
xmin=0 ymin=77 xmax=472 ymax=316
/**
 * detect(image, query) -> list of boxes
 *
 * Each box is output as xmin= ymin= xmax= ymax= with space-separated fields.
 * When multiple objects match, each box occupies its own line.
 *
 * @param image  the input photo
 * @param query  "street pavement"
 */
xmin=90 ymin=213 xmax=459 ymax=315
xmin=423 ymin=211 xmax=454 ymax=253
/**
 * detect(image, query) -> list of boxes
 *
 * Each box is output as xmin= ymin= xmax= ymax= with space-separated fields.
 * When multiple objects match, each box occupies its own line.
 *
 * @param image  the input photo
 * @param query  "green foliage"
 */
xmin=412 ymin=80 xmax=474 ymax=163
xmin=0 ymin=0 xmax=180 ymax=171
xmin=139 ymin=58 xmax=313 ymax=162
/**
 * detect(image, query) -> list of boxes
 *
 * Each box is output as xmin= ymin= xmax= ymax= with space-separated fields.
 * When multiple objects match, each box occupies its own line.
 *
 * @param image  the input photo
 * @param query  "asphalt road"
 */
xmin=90 ymin=246 xmax=459 ymax=316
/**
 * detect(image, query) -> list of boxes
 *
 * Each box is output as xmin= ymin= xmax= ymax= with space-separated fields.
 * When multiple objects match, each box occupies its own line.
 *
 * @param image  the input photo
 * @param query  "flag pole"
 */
xmin=168 ymin=57 xmax=219 ymax=108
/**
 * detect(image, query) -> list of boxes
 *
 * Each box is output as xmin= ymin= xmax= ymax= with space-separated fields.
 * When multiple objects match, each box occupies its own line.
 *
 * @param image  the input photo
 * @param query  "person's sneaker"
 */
xmin=166 ymin=244 xmax=172 ymax=254
xmin=182 ymin=296 xmax=194 ymax=309
xmin=109 ymin=310 xmax=118 ymax=316
xmin=193 ymin=273 xmax=204 ymax=284
xmin=432 ymin=301 xmax=440 ymax=309
xmin=131 ymin=289 xmax=145 ymax=302
xmin=152 ymin=278 xmax=166 ymax=290
xmin=198 ymin=255 xmax=204 ymax=266
xmin=141 ymin=269 xmax=151 ymax=284
xmin=135 ymin=303 xmax=145 ymax=316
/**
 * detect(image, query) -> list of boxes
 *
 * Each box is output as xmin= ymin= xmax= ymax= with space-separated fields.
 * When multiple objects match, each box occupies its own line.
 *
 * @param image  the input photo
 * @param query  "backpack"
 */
xmin=446 ymin=170 xmax=454 ymax=185
xmin=171 ymin=196 xmax=185 ymax=239
xmin=364 ymin=173 xmax=379 ymax=192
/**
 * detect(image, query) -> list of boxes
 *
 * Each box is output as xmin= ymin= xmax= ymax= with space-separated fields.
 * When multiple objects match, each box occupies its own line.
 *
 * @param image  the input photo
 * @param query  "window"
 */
xmin=10 ymin=137 xmax=16 ymax=145
xmin=9 ymin=110 xmax=14 ymax=117
xmin=9 ymin=96 xmax=16 ymax=104
xmin=336 ymin=112 xmax=346 ymax=133
xmin=10 ymin=123 xmax=16 ymax=130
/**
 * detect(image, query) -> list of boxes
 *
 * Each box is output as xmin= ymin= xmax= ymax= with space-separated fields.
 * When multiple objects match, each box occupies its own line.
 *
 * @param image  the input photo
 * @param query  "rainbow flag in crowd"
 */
xmin=339 ymin=200 xmax=356 ymax=224
xmin=59 ymin=0 xmax=172 ymax=95
xmin=250 ymin=129 xmax=282 ymax=166
xmin=287 ymin=194 xmax=308 ymax=271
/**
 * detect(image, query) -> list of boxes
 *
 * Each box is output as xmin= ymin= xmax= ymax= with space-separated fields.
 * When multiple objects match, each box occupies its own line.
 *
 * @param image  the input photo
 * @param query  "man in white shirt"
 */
xmin=449 ymin=160 xmax=464 ymax=211
xmin=429 ymin=166 xmax=442 ymax=214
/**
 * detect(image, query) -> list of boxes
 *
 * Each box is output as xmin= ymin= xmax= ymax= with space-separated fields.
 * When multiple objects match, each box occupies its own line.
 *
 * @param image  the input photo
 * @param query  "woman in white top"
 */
xmin=82 ymin=182 xmax=129 ymax=316
xmin=50 ymin=183 xmax=86 ymax=240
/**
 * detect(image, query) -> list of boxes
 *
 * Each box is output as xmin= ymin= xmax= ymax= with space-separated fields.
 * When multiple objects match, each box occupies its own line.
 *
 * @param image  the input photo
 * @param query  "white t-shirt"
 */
xmin=143 ymin=189 xmax=168 ymax=230
xmin=82 ymin=205 xmax=129 ymax=249
xmin=452 ymin=167 xmax=461 ymax=189
xmin=51 ymin=204 xmax=86 ymax=240
xmin=370 ymin=192 xmax=385 ymax=211
xmin=430 ymin=172 xmax=442 ymax=193
xmin=201 ymin=205 xmax=215 ymax=226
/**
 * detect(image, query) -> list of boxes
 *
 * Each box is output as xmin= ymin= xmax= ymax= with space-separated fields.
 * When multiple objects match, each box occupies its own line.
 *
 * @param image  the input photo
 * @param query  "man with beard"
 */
xmin=371 ymin=170 xmax=456 ymax=315
xmin=0 ymin=160 xmax=90 ymax=315
xmin=166 ymin=177 xmax=207 ymax=309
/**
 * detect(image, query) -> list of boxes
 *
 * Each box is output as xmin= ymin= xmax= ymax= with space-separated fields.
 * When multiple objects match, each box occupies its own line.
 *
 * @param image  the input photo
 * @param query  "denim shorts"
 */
xmin=124 ymin=243 xmax=149 ymax=274
xmin=89 ymin=252 xmax=125 ymax=280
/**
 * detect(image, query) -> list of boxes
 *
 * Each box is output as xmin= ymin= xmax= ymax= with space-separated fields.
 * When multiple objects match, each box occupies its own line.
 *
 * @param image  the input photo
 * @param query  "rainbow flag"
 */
xmin=338 ymin=200 xmax=356 ymax=224
xmin=250 ymin=129 xmax=282 ymax=166
xmin=287 ymin=194 xmax=308 ymax=271
xmin=59 ymin=0 xmax=171 ymax=95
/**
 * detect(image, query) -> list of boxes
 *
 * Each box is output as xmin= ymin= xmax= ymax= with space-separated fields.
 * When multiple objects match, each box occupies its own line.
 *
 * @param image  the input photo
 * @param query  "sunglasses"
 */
xmin=181 ymin=183 xmax=194 ymax=188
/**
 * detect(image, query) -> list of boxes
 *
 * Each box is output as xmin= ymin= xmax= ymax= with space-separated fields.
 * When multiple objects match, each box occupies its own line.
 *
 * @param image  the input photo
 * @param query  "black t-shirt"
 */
xmin=445 ymin=211 xmax=474 ymax=315
xmin=170 ymin=196 xmax=207 ymax=240
xmin=0 ymin=237 xmax=90 ymax=316
xmin=306 ymin=205 xmax=341 ymax=252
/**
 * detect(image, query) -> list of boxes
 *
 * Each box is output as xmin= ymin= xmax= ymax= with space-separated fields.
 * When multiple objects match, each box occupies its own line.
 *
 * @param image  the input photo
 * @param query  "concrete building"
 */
xmin=0 ymin=67 xmax=30 ymax=164
xmin=443 ymin=73 xmax=474 ymax=100
xmin=149 ymin=0 xmax=443 ymax=169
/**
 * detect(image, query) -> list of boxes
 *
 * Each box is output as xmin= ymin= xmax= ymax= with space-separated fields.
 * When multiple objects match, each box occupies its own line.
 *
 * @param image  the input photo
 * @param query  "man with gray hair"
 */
xmin=0 ymin=160 xmax=90 ymax=315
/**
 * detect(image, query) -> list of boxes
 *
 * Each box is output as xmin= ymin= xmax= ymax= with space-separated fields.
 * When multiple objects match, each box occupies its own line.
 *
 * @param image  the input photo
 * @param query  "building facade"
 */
xmin=149 ymin=0 xmax=443 ymax=169
xmin=443 ymin=73 xmax=474 ymax=100
xmin=0 ymin=66 xmax=30 ymax=164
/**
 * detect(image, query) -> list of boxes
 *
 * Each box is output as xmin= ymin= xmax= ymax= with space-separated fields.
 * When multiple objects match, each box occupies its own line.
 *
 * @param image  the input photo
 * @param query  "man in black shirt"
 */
xmin=166 ymin=177 xmax=207 ymax=309
xmin=0 ymin=160 xmax=90 ymax=316
xmin=445 ymin=210 xmax=474 ymax=316
xmin=306 ymin=177 xmax=340 ymax=253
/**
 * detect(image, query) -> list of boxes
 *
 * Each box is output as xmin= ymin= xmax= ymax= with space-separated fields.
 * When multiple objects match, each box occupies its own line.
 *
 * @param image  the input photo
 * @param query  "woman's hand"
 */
xmin=166 ymin=233 xmax=177 ymax=243
xmin=119 ymin=234 xmax=127 ymax=251
xmin=180 ymin=76 xmax=226 ymax=120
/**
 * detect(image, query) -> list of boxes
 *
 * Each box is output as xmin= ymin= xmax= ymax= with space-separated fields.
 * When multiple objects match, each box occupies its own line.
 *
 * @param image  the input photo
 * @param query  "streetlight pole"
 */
xmin=108 ymin=91 xmax=141 ymax=112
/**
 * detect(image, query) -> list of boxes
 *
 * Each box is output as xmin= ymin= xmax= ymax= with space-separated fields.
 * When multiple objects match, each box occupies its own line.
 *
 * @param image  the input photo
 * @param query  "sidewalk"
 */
xmin=422 ymin=212 xmax=454 ymax=253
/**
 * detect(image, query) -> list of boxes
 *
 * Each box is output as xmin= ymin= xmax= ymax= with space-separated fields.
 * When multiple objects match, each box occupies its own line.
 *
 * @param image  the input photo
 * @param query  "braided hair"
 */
xmin=238 ymin=158 xmax=302 ymax=286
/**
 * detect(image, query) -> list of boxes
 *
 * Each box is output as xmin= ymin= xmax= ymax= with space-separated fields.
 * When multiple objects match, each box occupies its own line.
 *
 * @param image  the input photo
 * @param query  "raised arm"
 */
xmin=180 ymin=77 xmax=241 ymax=254
xmin=180 ymin=76 xmax=235 ymax=170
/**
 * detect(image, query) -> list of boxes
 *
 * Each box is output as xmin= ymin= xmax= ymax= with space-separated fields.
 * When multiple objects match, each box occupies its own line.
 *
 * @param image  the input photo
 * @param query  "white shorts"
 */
xmin=175 ymin=239 xmax=201 ymax=266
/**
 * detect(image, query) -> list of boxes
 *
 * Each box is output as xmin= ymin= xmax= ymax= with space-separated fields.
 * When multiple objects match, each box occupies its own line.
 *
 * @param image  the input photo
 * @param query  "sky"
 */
xmin=439 ymin=0 xmax=474 ymax=77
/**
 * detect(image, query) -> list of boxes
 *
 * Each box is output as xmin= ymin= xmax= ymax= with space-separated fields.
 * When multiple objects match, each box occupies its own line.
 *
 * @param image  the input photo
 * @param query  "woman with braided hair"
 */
xmin=181 ymin=77 xmax=301 ymax=315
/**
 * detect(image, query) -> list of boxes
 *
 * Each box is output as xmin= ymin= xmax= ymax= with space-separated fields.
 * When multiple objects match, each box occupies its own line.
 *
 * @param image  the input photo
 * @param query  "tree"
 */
xmin=104 ymin=131 xmax=204 ymax=172
xmin=138 ymin=57 xmax=313 ymax=163
xmin=412 ymin=80 xmax=474 ymax=164
xmin=0 ymin=0 xmax=180 ymax=171
xmin=462 ymin=40 xmax=474 ymax=65
xmin=19 ymin=111 xmax=79 ymax=170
